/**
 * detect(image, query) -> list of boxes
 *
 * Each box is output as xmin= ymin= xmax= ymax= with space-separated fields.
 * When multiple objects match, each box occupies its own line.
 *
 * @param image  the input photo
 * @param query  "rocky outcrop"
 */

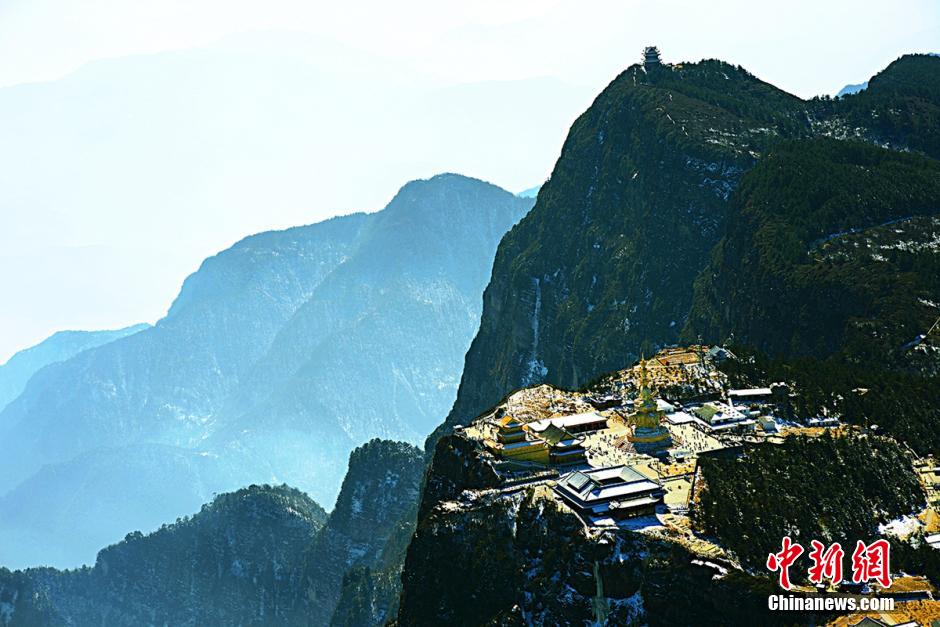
xmin=418 ymin=434 xmax=501 ymax=518
xmin=297 ymin=440 xmax=425 ymax=626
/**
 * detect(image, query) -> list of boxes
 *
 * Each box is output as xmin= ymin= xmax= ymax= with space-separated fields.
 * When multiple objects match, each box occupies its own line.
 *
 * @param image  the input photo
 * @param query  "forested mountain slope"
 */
xmin=0 ymin=440 xmax=424 ymax=627
xmin=433 ymin=54 xmax=940 ymax=445
xmin=685 ymin=137 xmax=940 ymax=367
xmin=0 ymin=485 xmax=327 ymax=626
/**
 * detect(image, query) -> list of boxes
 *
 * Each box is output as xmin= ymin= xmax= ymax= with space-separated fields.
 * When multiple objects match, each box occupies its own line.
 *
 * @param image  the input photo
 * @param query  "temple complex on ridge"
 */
xmin=464 ymin=345 xmax=811 ymax=526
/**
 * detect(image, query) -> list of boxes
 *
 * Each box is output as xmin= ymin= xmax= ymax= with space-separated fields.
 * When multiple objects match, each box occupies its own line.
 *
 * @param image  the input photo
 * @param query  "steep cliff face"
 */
xmin=0 ymin=570 xmax=62 ymax=626
xmin=433 ymin=54 xmax=940 ymax=445
xmin=295 ymin=440 xmax=425 ymax=626
xmin=396 ymin=54 xmax=940 ymax=626
xmin=432 ymin=60 xmax=809 ymax=442
xmin=326 ymin=436 xmax=503 ymax=626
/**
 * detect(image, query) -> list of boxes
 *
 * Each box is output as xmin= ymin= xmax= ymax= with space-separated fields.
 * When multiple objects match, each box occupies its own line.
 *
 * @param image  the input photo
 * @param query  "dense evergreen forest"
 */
xmin=685 ymin=137 xmax=940 ymax=366
xmin=696 ymin=434 xmax=924 ymax=574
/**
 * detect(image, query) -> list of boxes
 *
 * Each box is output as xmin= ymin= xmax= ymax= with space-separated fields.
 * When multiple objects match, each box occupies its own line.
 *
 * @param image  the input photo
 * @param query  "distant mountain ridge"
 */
xmin=0 ymin=212 xmax=369 ymax=491
xmin=0 ymin=439 xmax=422 ymax=627
xmin=0 ymin=173 xmax=531 ymax=569
xmin=0 ymin=324 xmax=148 ymax=412
xmin=0 ymin=35 xmax=588 ymax=355
xmin=836 ymin=82 xmax=867 ymax=97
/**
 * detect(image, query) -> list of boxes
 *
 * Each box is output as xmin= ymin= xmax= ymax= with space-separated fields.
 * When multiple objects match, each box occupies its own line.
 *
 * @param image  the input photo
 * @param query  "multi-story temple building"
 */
xmin=642 ymin=45 xmax=662 ymax=67
xmin=487 ymin=414 xmax=587 ymax=466
xmin=555 ymin=465 xmax=664 ymax=521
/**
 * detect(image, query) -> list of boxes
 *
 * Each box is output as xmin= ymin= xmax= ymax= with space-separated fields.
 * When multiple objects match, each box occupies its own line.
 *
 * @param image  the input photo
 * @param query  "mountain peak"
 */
xmin=330 ymin=439 xmax=423 ymax=525
xmin=389 ymin=172 xmax=522 ymax=206
xmin=865 ymin=52 xmax=940 ymax=100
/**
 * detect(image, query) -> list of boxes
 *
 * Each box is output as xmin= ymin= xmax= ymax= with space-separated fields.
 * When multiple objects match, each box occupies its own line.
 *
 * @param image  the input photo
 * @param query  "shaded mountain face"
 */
xmin=0 ymin=174 xmax=530 ymax=569
xmin=432 ymin=54 xmax=940 ymax=445
xmin=0 ymin=324 xmax=148 ymax=412
xmin=431 ymin=60 xmax=809 ymax=442
xmin=684 ymin=138 xmax=940 ymax=369
xmin=0 ymin=485 xmax=327 ymax=626
xmin=815 ymin=54 xmax=940 ymax=159
xmin=0 ymin=440 xmax=422 ymax=627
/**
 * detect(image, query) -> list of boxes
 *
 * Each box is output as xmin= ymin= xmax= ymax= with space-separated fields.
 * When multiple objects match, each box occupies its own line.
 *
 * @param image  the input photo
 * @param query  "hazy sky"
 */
xmin=1 ymin=0 xmax=938 ymax=363
xmin=3 ymin=0 xmax=938 ymax=93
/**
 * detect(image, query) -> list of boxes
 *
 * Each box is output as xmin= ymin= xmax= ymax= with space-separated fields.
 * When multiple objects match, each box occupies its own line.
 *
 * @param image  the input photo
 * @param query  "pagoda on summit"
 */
xmin=642 ymin=46 xmax=662 ymax=67
xmin=627 ymin=357 xmax=673 ymax=458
